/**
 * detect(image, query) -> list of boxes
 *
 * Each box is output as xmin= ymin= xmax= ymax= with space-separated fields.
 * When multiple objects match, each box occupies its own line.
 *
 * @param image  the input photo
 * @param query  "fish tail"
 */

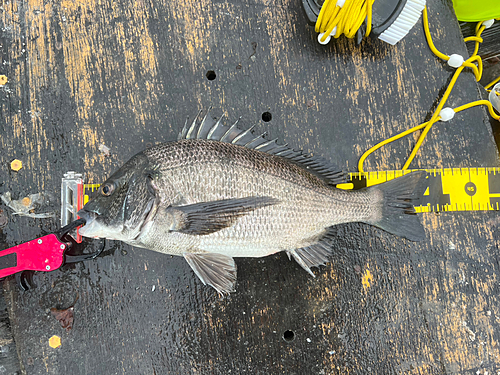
xmin=365 ymin=171 xmax=427 ymax=241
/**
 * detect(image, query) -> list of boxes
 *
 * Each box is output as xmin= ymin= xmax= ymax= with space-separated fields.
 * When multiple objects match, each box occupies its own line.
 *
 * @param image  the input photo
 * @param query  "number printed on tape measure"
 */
xmin=335 ymin=167 xmax=500 ymax=213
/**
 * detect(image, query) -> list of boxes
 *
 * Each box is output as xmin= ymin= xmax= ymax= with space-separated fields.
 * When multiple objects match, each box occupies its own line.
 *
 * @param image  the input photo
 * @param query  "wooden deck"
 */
xmin=1 ymin=0 xmax=499 ymax=373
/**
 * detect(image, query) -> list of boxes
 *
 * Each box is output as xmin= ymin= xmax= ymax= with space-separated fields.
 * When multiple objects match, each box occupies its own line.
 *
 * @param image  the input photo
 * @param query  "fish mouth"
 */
xmin=76 ymin=199 xmax=157 ymax=240
xmin=76 ymin=210 xmax=101 ymax=238
xmin=77 ymin=209 xmax=122 ymax=240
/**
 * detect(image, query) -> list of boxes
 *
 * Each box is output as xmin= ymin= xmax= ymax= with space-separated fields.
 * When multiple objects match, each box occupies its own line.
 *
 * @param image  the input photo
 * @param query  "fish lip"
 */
xmin=76 ymin=210 xmax=98 ymax=237
xmin=77 ymin=207 xmax=99 ymax=217
xmin=76 ymin=209 xmax=96 ymax=223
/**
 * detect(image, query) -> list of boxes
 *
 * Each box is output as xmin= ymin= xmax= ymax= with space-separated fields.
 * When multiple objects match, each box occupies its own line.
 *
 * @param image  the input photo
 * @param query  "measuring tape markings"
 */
xmin=83 ymin=184 xmax=101 ymax=205
xmin=336 ymin=167 xmax=500 ymax=212
xmin=83 ymin=168 xmax=500 ymax=213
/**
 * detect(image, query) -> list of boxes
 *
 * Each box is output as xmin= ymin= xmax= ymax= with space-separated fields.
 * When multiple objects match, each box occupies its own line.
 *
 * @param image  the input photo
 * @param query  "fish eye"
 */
xmin=101 ymin=183 xmax=115 ymax=197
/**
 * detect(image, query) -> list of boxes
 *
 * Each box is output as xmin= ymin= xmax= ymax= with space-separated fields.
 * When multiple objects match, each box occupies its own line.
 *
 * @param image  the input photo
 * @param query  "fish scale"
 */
xmin=78 ymin=111 xmax=426 ymax=294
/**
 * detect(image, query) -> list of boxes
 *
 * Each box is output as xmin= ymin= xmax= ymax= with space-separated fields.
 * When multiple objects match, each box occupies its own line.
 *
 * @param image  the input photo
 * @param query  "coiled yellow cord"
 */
xmin=316 ymin=0 xmax=374 ymax=42
xmin=358 ymin=6 xmax=500 ymax=173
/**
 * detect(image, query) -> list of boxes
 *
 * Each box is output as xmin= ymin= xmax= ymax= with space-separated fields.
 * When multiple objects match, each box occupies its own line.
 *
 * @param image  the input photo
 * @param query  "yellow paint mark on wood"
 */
xmin=362 ymin=267 xmax=373 ymax=290
xmin=60 ymin=0 xmax=95 ymax=122
xmin=26 ymin=0 xmax=57 ymax=163
xmin=168 ymin=0 xmax=211 ymax=62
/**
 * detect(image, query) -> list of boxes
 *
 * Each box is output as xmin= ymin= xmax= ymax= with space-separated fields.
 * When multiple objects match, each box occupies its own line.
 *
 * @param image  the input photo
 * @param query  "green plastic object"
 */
xmin=452 ymin=0 xmax=500 ymax=22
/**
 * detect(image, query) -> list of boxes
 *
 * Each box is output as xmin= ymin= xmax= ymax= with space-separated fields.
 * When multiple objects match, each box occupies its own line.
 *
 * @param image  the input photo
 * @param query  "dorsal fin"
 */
xmin=177 ymin=109 xmax=348 ymax=185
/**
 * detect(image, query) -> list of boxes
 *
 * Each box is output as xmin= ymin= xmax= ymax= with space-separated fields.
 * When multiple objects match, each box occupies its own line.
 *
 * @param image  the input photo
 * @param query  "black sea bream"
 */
xmin=78 ymin=111 xmax=426 ymax=294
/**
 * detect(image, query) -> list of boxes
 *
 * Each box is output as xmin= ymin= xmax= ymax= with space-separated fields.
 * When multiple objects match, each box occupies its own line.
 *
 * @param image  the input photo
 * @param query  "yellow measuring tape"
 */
xmin=83 ymin=184 xmax=100 ymax=205
xmin=84 ymin=167 xmax=500 ymax=213
xmin=336 ymin=167 xmax=500 ymax=212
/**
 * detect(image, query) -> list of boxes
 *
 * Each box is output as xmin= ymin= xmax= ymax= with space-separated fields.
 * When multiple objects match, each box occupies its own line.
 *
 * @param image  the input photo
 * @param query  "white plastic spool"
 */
xmin=489 ymin=82 xmax=500 ymax=113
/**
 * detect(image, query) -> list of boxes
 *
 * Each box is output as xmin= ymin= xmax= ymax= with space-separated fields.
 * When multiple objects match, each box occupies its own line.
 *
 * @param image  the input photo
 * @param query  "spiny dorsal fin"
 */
xmin=177 ymin=109 xmax=348 ymax=185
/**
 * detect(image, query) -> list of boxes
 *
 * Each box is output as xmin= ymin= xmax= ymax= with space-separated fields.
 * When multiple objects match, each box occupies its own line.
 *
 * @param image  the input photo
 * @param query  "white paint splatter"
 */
xmin=99 ymin=144 xmax=111 ymax=157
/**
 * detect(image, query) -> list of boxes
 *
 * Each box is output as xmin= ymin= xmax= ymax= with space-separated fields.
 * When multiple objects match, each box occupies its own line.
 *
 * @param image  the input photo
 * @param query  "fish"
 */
xmin=77 ymin=110 xmax=427 ymax=294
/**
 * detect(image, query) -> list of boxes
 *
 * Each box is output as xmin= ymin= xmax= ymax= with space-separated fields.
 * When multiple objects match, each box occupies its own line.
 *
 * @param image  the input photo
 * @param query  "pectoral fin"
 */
xmin=168 ymin=196 xmax=279 ymax=235
xmin=183 ymin=253 xmax=237 ymax=294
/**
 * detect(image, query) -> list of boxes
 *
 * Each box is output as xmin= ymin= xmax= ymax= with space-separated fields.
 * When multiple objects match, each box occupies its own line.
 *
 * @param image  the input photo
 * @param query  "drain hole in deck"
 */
xmin=262 ymin=111 xmax=272 ymax=122
xmin=206 ymin=70 xmax=216 ymax=80
xmin=283 ymin=330 xmax=295 ymax=342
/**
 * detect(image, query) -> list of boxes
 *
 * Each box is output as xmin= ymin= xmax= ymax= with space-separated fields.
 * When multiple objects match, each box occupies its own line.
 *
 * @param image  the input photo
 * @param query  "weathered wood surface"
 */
xmin=1 ymin=0 xmax=500 ymax=373
xmin=0 ymin=289 xmax=21 ymax=374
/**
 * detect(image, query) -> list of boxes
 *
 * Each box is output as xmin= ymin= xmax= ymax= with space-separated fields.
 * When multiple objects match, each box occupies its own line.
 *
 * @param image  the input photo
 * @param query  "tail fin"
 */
xmin=365 ymin=171 xmax=427 ymax=241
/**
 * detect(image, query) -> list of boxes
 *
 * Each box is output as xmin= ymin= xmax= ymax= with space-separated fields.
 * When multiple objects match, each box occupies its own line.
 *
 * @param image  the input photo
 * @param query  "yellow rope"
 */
xmin=422 ymin=7 xmax=449 ymax=61
xmin=357 ymin=6 xmax=500 ymax=173
xmin=485 ymin=75 xmax=500 ymax=90
xmin=463 ymin=36 xmax=483 ymax=43
xmin=315 ymin=0 xmax=375 ymax=42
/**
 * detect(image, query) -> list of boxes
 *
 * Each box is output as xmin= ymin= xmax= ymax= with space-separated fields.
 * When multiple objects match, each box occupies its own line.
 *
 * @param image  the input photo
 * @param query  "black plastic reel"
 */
xmin=301 ymin=0 xmax=409 ymax=41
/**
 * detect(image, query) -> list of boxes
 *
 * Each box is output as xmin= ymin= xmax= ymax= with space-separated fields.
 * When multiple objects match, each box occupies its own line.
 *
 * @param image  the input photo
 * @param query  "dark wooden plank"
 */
xmin=0 ymin=285 xmax=21 ymax=375
xmin=1 ymin=0 xmax=500 ymax=374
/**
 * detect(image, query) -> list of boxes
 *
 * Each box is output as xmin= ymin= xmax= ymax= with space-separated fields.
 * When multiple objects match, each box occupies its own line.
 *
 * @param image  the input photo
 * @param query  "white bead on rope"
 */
xmin=447 ymin=54 xmax=464 ymax=68
xmin=317 ymin=0 xmax=345 ymax=45
xmin=439 ymin=107 xmax=455 ymax=122
xmin=318 ymin=27 xmax=337 ymax=45
xmin=483 ymin=19 xmax=494 ymax=29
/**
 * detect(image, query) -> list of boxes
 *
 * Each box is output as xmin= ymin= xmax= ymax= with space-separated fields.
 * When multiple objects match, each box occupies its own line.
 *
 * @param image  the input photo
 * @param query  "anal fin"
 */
xmin=286 ymin=241 xmax=332 ymax=277
xmin=183 ymin=253 xmax=237 ymax=294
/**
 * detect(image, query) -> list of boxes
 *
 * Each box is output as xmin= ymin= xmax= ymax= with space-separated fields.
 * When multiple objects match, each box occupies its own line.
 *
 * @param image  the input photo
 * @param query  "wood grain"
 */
xmin=1 ymin=0 xmax=499 ymax=373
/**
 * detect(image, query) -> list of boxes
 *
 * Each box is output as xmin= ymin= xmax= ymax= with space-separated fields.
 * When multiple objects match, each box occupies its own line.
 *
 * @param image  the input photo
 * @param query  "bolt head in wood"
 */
xmin=10 ymin=159 xmax=22 ymax=171
xmin=49 ymin=335 xmax=61 ymax=348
